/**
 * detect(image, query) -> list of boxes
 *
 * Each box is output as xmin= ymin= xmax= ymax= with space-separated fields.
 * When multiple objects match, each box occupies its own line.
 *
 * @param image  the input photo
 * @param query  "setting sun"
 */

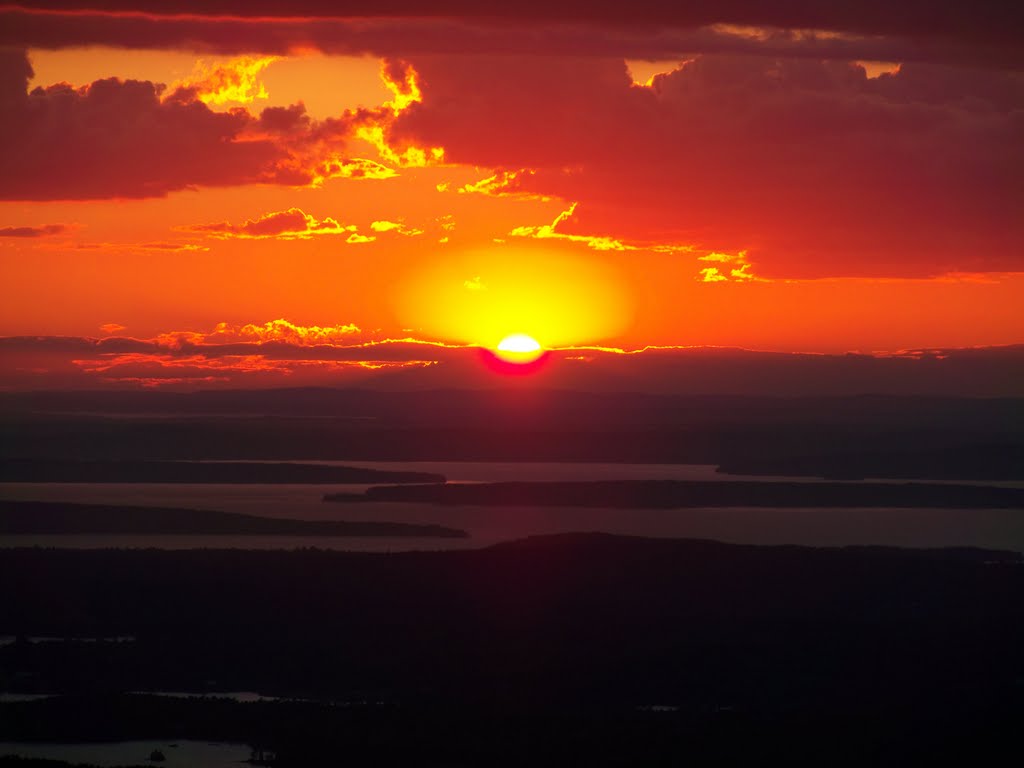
xmin=495 ymin=333 xmax=543 ymax=363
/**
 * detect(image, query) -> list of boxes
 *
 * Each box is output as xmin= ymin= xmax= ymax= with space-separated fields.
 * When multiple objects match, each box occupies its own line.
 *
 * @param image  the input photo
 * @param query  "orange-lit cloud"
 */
xmin=457 ymin=170 xmax=548 ymax=200
xmin=370 ymin=220 xmax=423 ymax=237
xmin=184 ymin=208 xmax=353 ymax=240
xmin=351 ymin=61 xmax=445 ymax=168
xmin=698 ymin=267 xmax=727 ymax=283
xmin=856 ymin=60 xmax=902 ymax=79
xmin=72 ymin=352 xmax=433 ymax=387
xmin=509 ymin=203 xmax=636 ymax=252
xmin=312 ymin=157 xmax=398 ymax=181
xmin=3 ymin=321 xmax=471 ymax=388
xmin=170 ymin=54 xmax=279 ymax=106
xmin=154 ymin=319 xmax=362 ymax=348
xmin=696 ymin=251 xmax=763 ymax=282
xmin=509 ymin=203 xmax=699 ymax=257
xmin=627 ymin=59 xmax=691 ymax=87
xmin=72 ymin=241 xmax=209 ymax=252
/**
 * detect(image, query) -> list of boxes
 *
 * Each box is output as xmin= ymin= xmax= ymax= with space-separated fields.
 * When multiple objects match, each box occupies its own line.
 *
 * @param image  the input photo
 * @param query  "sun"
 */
xmin=494 ymin=333 xmax=544 ymax=364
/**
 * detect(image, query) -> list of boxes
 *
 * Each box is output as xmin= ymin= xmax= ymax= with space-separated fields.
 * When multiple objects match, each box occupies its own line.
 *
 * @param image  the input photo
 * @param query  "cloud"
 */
xmin=509 ymin=203 xmax=637 ymax=252
xmin=507 ymin=203 xmax=707 ymax=260
xmin=0 ymin=224 xmax=65 ymax=237
xmin=696 ymin=251 xmax=762 ymax=282
xmin=0 ymin=50 xmax=285 ymax=199
xmin=2 ymin=325 xmax=1023 ymax=395
xmin=72 ymin=241 xmax=208 ymax=252
xmin=155 ymin=319 xmax=363 ymax=347
xmin=317 ymin=158 xmax=398 ymax=180
xmin=65 ymin=351 xmax=436 ymax=388
xmin=698 ymin=267 xmax=727 ymax=283
xmin=2 ymin=5 xmax=1020 ymax=69
xmin=370 ymin=220 xmax=423 ymax=237
xmin=457 ymin=170 xmax=549 ymax=200
xmin=0 ymin=319 xmax=470 ymax=389
xmin=184 ymin=208 xmax=353 ymax=240
xmin=0 ymin=50 xmax=420 ymax=200
xmin=350 ymin=61 xmax=445 ymax=168
xmin=170 ymin=54 xmax=279 ymax=106
xmin=391 ymin=54 xmax=1024 ymax=277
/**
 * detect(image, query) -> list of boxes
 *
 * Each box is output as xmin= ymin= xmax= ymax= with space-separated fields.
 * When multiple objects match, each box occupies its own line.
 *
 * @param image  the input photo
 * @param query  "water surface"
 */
xmin=0 ymin=740 xmax=249 ymax=767
xmin=2 ymin=462 xmax=1022 ymax=552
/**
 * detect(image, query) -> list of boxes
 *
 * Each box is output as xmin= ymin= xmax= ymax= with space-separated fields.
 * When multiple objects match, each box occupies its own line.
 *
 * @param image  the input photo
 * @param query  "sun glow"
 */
xmin=495 ymin=333 xmax=543 ymax=363
xmin=396 ymin=246 xmax=633 ymax=350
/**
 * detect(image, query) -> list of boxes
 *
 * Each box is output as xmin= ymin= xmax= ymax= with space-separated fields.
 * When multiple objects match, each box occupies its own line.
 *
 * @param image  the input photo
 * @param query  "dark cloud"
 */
xmin=9 ymin=1 xmax=1024 ymax=47
xmin=393 ymin=54 xmax=1024 ymax=277
xmin=1 ymin=331 xmax=1022 ymax=395
xmin=0 ymin=50 xmax=358 ymax=200
xmin=1 ymin=8 xmax=1020 ymax=69
xmin=0 ymin=223 xmax=64 ymax=237
xmin=0 ymin=50 xmax=275 ymax=199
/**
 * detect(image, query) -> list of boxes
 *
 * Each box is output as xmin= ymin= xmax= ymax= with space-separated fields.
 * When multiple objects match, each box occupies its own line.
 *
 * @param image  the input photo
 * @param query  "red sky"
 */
xmin=0 ymin=1 xmax=1022 ymax=390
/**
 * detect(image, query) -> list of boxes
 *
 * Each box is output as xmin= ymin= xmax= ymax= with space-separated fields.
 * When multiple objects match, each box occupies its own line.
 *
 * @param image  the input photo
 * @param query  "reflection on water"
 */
xmin=0 ymin=740 xmax=249 ymax=767
xmin=0 ymin=693 xmax=53 ymax=703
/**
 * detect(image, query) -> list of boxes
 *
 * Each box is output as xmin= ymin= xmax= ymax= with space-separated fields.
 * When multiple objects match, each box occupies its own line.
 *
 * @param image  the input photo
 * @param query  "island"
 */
xmin=324 ymin=479 xmax=1024 ymax=509
xmin=0 ymin=459 xmax=445 ymax=485
xmin=0 ymin=501 xmax=467 ymax=538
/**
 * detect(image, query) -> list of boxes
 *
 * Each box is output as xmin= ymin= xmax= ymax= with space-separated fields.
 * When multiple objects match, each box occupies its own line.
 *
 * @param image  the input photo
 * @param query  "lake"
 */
xmin=0 ymin=740 xmax=250 ymax=767
xmin=2 ymin=462 xmax=1023 ymax=552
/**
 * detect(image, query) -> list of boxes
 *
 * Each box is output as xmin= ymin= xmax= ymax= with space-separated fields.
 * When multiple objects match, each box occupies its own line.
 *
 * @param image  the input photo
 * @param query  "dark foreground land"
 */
xmin=0 ymin=501 xmax=466 ymax=538
xmin=2 ymin=535 xmax=1023 ymax=765
xmin=326 ymin=479 xmax=1024 ymax=509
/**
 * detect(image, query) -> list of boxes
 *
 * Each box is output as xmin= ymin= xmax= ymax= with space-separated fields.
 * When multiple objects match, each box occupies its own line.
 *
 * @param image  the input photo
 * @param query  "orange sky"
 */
xmin=0 ymin=4 xmax=1022 ymax=389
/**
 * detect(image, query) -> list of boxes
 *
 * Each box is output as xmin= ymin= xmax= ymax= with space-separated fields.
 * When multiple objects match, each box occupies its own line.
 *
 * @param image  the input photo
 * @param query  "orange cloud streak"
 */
xmin=170 ymin=55 xmax=279 ymax=106
xmin=183 ymin=208 xmax=354 ymax=240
